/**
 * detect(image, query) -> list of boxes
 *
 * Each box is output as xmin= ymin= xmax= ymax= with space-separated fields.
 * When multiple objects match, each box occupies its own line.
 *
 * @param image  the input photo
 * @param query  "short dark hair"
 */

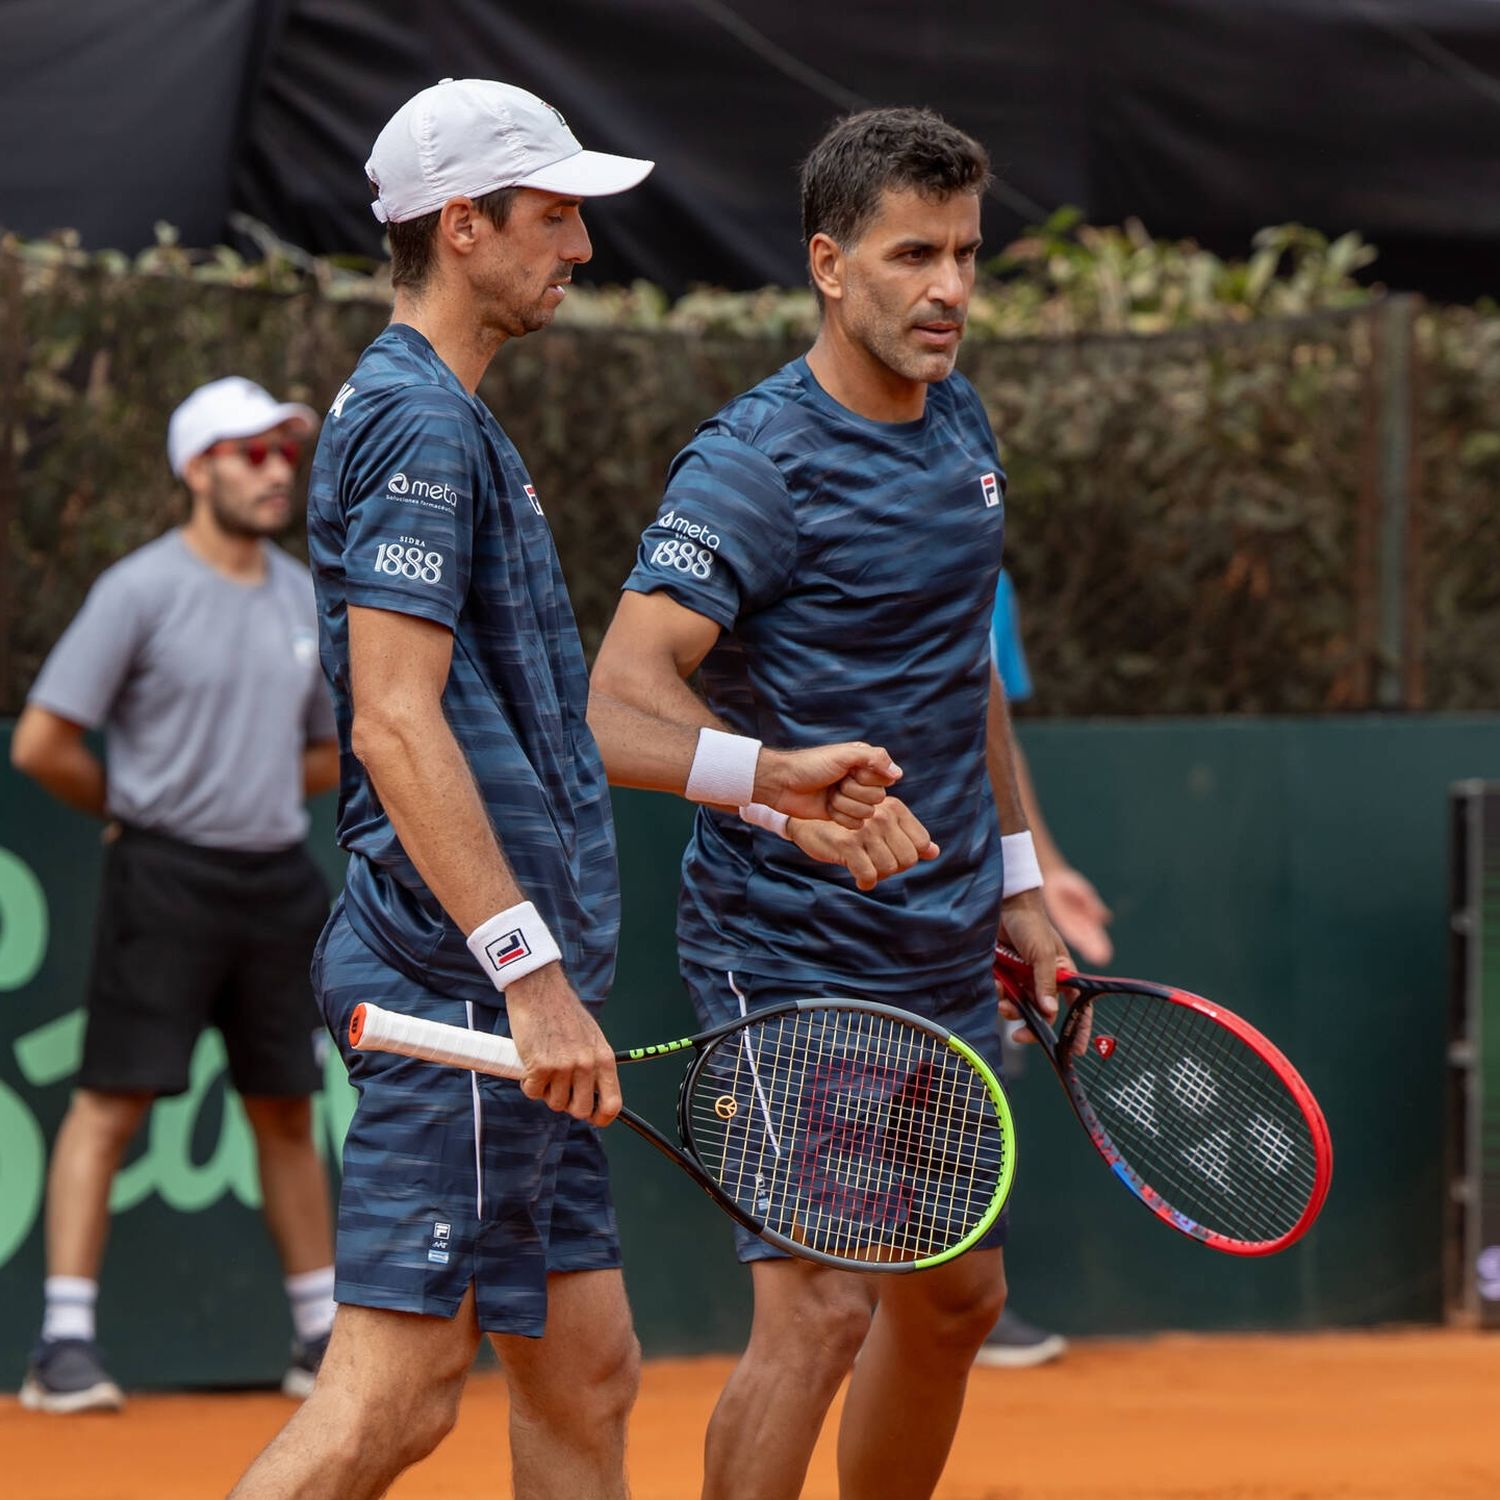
xmin=379 ymin=186 xmax=520 ymax=289
xmin=800 ymin=107 xmax=992 ymax=251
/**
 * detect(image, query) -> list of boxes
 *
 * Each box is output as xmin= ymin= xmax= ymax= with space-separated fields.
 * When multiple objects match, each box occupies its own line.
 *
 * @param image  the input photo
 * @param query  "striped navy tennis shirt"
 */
xmin=307 ymin=324 xmax=619 ymax=1006
xmin=624 ymin=356 xmax=1008 ymax=992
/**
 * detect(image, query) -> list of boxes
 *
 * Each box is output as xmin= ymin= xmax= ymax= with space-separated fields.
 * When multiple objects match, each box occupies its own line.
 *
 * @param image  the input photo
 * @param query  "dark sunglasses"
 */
xmin=210 ymin=438 xmax=303 ymax=467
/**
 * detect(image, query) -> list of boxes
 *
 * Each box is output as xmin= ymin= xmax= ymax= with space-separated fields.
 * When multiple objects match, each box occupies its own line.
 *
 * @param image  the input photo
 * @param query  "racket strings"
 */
xmin=1071 ymin=991 xmax=1318 ymax=1243
xmin=687 ymin=1008 xmax=1008 ymax=1262
xmin=1094 ymin=997 xmax=1316 ymax=1239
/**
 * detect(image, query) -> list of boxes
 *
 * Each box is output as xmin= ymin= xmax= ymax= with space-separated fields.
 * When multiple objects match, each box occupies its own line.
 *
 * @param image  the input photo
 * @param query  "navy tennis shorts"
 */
xmin=679 ymin=961 xmax=1010 ymax=1265
xmin=314 ymin=899 xmax=621 ymax=1337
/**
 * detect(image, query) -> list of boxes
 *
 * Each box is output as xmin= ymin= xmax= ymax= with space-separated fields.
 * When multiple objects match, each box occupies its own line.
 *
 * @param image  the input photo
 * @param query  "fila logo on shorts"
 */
xmin=980 ymin=472 xmax=1000 ymax=508
xmin=524 ymin=484 xmax=543 ymax=515
xmin=484 ymin=928 xmax=533 ymax=972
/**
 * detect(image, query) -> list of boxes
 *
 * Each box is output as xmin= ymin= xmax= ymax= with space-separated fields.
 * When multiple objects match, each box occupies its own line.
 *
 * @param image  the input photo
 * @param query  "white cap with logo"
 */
xmin=366 ymin=78 xmax=654 ymax=224
xmin=167 ymin=377 xmax=317 ymax=477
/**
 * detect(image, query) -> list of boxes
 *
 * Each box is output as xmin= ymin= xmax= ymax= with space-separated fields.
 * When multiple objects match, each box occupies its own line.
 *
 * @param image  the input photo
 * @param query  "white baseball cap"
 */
xmin=366 ymin=78 xmax=654 ymax=224
xmin=167 ymin=377 xmax=317 ymax=477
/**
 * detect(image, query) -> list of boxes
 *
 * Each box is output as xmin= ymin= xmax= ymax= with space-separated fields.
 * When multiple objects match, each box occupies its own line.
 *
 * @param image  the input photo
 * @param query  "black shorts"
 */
xmin=79 ymin=825 xmax=330 ymax=1098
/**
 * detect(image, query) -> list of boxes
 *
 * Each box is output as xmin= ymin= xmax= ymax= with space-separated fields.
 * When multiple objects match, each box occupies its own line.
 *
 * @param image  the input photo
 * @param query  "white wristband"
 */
xmin=1001 ymin=831 xmax=1044 ymax=897
xmin=466 ymin=902 xmax=562 ymax=991
xmin=738 ymin=802 xmax=792 ymax=840
xmin=685 ymin=727 xmax=761 ymax=807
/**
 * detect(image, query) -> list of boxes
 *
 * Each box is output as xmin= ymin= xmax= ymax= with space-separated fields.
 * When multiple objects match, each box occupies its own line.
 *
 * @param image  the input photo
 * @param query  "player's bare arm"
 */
xmin=1009 ymin=733 xmax=1114 ymax=966
xmin=347 ymin=603 xmax=620 ymax=1124
xmin=984 ymin=664 xmax=1068 ymax=1034
xmin=301 ymin=739 xmax=340 ymax=800
xmin=590 ymin=587 xmax=898 ymax=826
xmin=10 ymin=705 xmax=107 ymax=818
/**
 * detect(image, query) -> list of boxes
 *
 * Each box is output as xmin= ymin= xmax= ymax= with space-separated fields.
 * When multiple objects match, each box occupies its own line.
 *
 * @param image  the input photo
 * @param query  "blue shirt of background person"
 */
xmin=990 ymin=569 xmax=1032 ymax=704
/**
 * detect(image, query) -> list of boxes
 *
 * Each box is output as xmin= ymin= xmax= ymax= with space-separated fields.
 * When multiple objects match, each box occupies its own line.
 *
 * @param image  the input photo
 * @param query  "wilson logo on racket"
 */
xmin=483 ymin=929 xmax=532 ymax=971
xmin=347 ymin=997 xmax=1016 ymax=1273
xmin=1094 ymin=1036 xmax=1117 ymax=1059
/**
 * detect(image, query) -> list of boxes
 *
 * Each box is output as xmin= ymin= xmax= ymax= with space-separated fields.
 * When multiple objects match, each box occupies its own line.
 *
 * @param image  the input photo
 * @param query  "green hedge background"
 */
xmin=2 ymin=218 xmax=1495 ymax=716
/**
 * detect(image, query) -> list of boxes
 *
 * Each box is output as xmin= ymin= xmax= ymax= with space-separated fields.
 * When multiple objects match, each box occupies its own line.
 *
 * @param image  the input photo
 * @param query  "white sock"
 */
xmin=284 ymin=1266 xmax=336 ymax=1344
xmin=42 ymin=1276 xmax=98 ymax=1343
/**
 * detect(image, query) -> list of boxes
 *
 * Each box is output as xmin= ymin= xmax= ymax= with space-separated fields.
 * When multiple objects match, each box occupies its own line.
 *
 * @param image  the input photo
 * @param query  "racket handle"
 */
xmin=349 ymin=1001 xmax=527 ymax=1080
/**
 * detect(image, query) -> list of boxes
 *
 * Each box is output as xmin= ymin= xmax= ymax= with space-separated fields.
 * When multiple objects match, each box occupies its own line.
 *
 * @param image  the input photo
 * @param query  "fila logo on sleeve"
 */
xmin=524 ymin=484 xmax=543 ymax=515
xmin=980 ymin=472 xmax=1001 ymax=508
xmin=484 ymin=928 xmax=532 ymax=972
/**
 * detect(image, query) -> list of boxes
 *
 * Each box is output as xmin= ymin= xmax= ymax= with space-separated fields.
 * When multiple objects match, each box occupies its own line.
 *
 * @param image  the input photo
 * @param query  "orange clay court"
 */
xmin=4 ymin=1329 xmax=1495 ymax=1499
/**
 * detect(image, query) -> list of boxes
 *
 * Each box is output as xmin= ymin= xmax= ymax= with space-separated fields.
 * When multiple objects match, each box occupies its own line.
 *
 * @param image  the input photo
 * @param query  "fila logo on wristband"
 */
xmin=483 ymin=929 xmax=532 ymax=971
xmin=466 ymin=902 xmax=561 ymax=992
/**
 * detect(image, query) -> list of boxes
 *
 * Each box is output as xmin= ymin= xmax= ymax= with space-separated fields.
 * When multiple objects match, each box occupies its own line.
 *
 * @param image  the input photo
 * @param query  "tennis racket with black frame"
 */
xmin=349 ymin=996 xmax=1016 ymax=1273
xmin=992 ymin=944 xmax=1332 ymax=1255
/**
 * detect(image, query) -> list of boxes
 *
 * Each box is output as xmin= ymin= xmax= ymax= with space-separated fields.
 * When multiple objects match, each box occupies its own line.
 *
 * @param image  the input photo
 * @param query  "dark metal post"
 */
xmin=1375 ymin=295 xmax=1419 ymax=708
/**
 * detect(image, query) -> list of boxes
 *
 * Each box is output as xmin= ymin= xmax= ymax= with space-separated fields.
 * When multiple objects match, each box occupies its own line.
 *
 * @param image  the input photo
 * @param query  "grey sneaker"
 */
xmin=973 ymin=1309 xmax=1068 ymax=1369
xmin=18 ymin=1338 xmax=125 ymax=1413
xmin=281 ymin=1330 xmax=331 ymax=1398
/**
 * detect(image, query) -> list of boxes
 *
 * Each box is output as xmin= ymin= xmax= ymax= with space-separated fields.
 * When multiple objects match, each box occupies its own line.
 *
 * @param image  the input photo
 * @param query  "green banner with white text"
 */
xmin=3 ymin=715 xmax=1499 ymax=1389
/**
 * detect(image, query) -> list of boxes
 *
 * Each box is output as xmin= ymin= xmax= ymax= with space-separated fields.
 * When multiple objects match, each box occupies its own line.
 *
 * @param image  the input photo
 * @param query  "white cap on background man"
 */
xmin=166 ymin=377 xmax=317 ymax=477
xmin=365 ymin=78 xmax=654 ymax=224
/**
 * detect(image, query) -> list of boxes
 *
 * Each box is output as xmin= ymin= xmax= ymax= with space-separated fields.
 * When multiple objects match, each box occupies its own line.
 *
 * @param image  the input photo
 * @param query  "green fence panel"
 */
xmin=996 ymin=715 xmax=1500 ymax=1334
xmin=3 ymin=715 xmax=1498 ymax=1388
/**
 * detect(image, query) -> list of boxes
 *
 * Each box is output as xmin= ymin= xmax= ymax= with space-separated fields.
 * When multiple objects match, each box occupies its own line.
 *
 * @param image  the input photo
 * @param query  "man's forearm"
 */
xmin=353 ymin=701 xmax=528 ymax=936
xmin=1008 ymin=737 xmax=1067 ymax=871
xmin=590 ymin=605 xmax=899 ymax=822
xmin=22 ymin=747 xmax=107 ymax=819
xmin=984 ymin=668 xmax=1030 ymax=836
xmin=302 ymin=740 xmax=340 ymax=800
xmin=586 ymin=683 xmax=724 ymax=794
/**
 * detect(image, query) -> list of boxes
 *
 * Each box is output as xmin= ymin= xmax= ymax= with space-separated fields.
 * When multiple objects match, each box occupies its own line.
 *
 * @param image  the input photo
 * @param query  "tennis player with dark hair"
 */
xmin=12 ymin=377 xmax=340 ymax=1412
xmin=593 ymin=106 xmax=1068 ymax=1498
xmin=229 ymin=79 xmax=903 ymax=1500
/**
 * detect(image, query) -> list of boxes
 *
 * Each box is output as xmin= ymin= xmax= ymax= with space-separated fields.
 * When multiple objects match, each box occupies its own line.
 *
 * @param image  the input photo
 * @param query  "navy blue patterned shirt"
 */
xmin=623 ymin=357 xmax=1007 ymax=991
xmin=308 ymin=325 xmax=618 ymax=1005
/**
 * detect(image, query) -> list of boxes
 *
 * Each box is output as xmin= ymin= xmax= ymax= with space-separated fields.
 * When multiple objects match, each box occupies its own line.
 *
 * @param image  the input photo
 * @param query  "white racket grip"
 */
xmin=349 ymin=1002 xmax=527 ymax=1080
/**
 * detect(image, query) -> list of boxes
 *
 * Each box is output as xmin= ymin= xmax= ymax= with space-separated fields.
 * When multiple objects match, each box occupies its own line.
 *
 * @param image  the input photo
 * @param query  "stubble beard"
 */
xmin=479 ymin=260 xmax=563 ymax=339
xmin=846 ymin=281 xmax=961 ymax=386
xmin=209 ymin=477 xmax=286 ymax=540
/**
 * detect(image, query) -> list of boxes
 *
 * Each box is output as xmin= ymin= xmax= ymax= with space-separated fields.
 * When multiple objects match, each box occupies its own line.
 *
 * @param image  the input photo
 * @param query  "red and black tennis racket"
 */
xmin=993 ymin=944 xmax=1332 ymax=1255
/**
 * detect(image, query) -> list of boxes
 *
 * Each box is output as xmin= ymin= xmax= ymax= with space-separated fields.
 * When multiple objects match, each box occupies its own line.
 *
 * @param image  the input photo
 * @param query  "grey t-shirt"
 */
xmin=28 ymin=530 xmax=337 ymax=851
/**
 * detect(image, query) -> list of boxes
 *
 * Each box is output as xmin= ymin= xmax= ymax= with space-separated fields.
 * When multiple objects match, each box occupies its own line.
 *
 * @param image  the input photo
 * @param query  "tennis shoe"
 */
xmin=19 ymin=1337 xmax=125 ymax=1413
xmin=973 ymin=1309 xmax=1068 ymax=1369
xmin=281 ymin=1330 xmax=331 ymax=1398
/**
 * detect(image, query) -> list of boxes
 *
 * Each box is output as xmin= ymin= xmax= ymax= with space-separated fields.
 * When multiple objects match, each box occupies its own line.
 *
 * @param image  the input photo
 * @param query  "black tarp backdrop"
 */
xmin=2 ymin=0 xmax=1500 ymax=298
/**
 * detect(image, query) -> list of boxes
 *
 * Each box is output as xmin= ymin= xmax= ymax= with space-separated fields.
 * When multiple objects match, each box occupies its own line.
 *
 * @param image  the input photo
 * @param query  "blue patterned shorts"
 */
xmin=678 ymin=961 xmax=1010 ymax=1264
xmin=314 ymin=899 xmax=621 ymax=1336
